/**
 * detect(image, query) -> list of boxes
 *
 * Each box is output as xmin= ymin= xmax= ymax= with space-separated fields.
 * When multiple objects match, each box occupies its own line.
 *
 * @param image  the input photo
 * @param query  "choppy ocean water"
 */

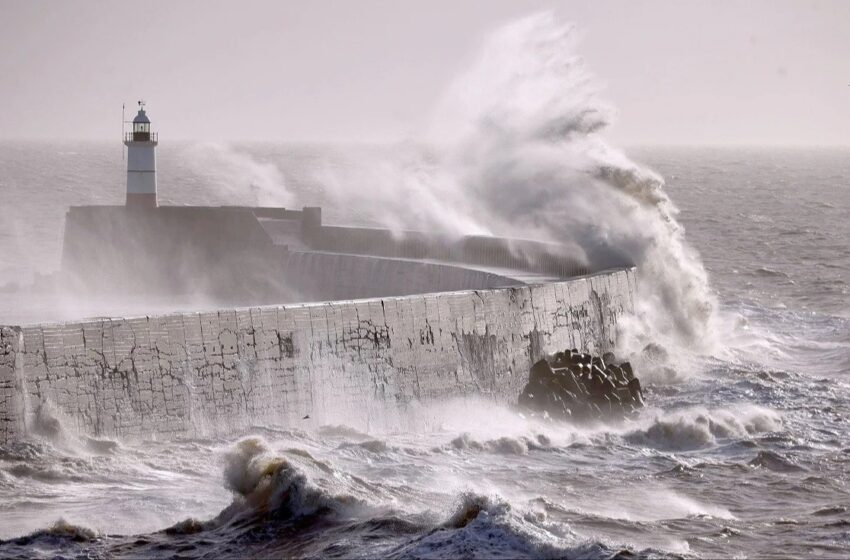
xmin=0 ymin=142 xmax=848 ymax=559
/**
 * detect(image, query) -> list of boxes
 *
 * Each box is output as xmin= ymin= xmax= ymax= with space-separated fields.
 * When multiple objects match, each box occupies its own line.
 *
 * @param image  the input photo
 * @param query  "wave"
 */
xmin=0 ymin=442 xmax=121 ymax=486
xmin=0 ymin=424 xmax=765 ymax=558
xmin=393 ymin=492 xmax=610 ymax=559
xmin=26 ymin=519 xmax=97 ymax=542
xmin=448 ymin=433 xmax=553 ymax=455
xmin=317 ymin=424 xmax=373 ymax=440
xmin=337 ymin=439 xmax=392 ymax=454
xmin=727 ymin=303 xmax=850 ymax=378
xmin=748 ymin=450 xmax=806 ymax=473
xmin=216 ymin=437 xmax=365 ymax=525
xmin=626 ymin=406 xmax=782 ymax=451
xmin=309 ymin=12 xmax=719 ymax=365
xmin=4 ymin=462 xmax=91 ymax=484
xmin=754 ymin=267 xmax=790 ymax=278
xmin=150 ymin=439 xmax=633 ymax=558
xmin=17 ymin=400 xmax=122 ymax=457
xmin=0 ymin=440 xmax=53 ymax=463
xmin=152 ymin=440 xmax=601 ymax=558
xmin=0 ymin=519 xmax=97 ymax=550
xmin=812 ymin=506 xmax=847 ymax=517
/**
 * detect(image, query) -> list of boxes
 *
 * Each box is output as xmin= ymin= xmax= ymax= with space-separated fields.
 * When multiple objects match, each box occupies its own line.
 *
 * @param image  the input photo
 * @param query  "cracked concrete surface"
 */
xmin=0 ymin=269 xmax=635 ymax=443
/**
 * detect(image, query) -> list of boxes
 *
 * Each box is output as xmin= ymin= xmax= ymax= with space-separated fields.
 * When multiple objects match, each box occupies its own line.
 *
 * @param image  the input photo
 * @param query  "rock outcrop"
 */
xmin=518 ymin=349 xmax=643 ymax=422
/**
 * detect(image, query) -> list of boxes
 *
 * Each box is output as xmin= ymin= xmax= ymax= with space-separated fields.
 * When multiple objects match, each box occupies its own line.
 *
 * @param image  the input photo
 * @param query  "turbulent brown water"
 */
xmin=0 ymin=143 xmax=848 ymax=559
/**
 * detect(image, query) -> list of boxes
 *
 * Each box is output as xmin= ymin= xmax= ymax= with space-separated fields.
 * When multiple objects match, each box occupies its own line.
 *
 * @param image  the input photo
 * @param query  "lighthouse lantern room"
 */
xmin=124 ymin=101 xmax=158 ymax=208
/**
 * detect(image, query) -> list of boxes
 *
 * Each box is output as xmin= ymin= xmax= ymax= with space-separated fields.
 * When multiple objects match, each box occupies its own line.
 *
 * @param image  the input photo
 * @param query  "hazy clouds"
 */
xmin=0 ymin=0 xmax=848 ymax=146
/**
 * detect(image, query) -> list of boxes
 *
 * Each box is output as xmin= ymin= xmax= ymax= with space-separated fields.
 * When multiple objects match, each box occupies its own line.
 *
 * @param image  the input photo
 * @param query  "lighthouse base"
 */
xmin=126 ymin=193 xmax=157 ymax=208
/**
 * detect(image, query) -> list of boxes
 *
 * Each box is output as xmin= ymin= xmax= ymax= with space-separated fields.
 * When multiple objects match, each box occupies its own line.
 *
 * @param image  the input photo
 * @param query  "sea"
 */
xmin=0 ymin=142 xmax=848 ymax=559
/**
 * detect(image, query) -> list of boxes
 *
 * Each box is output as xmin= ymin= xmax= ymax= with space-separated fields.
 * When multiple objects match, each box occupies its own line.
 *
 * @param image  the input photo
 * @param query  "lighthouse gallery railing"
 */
xmin=125 ymin=132 xmax=158 ymax=142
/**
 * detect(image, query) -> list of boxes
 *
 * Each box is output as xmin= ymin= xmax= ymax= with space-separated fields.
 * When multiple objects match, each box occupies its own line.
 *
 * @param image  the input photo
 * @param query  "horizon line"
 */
xmin=0 ymin=137 xmax=848 ymax=150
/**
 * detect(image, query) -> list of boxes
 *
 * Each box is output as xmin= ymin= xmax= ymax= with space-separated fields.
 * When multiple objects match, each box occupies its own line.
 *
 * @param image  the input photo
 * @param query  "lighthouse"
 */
xmin=124 ymin=101 xmax=158 ymax=207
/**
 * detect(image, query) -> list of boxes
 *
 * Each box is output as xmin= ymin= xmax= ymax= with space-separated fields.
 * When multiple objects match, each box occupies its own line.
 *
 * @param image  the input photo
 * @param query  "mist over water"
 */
xmin=2 ymin=12 xmax=850 ymax=560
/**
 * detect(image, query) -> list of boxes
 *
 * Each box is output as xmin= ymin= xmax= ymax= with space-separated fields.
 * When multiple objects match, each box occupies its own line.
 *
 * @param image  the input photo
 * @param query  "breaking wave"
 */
xmin=215 ymin=437 xmax=365 ymax=525
xmin=748 ymin=450 xmax=807 ymax=473
xmin=395 ymin=492 xmax=596 ymax=559
xmin=448 ymin=433 xmax=553 ymax=455
xmin=0 ymin=519 xmax=98 ymax=559
xmin=148 ymin=438 xmax=636 ymax=559
xmin=626 ymin=406 xmax=782 ymax=451
xmin=315 ymin=12 xmax=719 ymax=365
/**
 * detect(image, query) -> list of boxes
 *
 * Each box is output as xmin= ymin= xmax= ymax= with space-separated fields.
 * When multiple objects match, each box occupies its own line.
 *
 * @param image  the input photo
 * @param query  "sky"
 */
xmin=0 ymin=0 xmax=848 ymax=146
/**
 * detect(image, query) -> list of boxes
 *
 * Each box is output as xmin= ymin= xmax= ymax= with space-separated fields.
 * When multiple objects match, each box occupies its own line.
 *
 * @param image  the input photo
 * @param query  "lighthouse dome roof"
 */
xmin=133 ymin=109 xmax=150 ymax=124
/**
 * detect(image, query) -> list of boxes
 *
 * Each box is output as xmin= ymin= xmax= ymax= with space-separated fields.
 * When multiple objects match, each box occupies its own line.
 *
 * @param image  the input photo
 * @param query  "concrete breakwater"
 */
xmin=0 ymin=268 xmax=635 ymax=444
xmin=58 ymin=205 xmax=590 ymax=300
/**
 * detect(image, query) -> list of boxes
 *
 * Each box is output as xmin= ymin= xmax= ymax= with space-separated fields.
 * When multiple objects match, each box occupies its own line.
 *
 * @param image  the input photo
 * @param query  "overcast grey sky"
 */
xmin=1 ymin=0 xmax=848 ymax=145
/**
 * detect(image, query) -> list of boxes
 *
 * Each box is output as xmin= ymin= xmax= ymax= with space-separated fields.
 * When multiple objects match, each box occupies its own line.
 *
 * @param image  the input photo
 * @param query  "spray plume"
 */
xmin=187 ymin=13 xmax=719 ymax=364
xmin=185 ymin=142 xmax=294 ymax=207
xmin=317 ymin=12 xmax=720 ymax=361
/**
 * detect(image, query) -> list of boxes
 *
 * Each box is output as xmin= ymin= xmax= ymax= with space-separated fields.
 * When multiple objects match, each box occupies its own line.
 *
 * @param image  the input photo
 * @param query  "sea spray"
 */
xmin=177 ymin=13 xmax=719 ymax=369
xmin=435 ymin=13 xmax=721 ymax=361
xmin=184 ymin=142 xmax=294 ymax=207
xmin=218 ymin=437 xmax=365 ymax=523
xmin=312 ymin=13 xmax=720 ymax=367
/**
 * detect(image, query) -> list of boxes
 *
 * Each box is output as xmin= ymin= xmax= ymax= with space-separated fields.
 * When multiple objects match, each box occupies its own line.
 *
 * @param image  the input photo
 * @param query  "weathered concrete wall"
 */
xmin=62 ymin=205 xmax=287 ymax=297
xmin=0 ymin=327 xmax=24 ymax=443
xmin=60 ymin=206 xmax=589 ymax=303
xmin=283 ymin=251 xmax=521 ymax=302
xmin=0 ymin=269 xmax=636 ymax=443
xmin=309 ymin=225 xmax=591 ymax=278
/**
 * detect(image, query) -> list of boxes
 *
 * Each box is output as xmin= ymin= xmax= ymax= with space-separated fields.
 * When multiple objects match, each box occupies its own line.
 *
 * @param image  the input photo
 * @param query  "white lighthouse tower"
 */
xmin=124 ymin=101 xmax=158 ymax=208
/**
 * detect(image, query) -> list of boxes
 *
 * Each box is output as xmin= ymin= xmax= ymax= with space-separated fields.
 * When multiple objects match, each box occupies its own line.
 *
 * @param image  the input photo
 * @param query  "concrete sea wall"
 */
xmin=61 ymin=205 xmax=593 ymax=297
xmin=282 ymin=251 xmax=520 ymax=302
xmin=0 ymin=269 xmax=636 ymax=444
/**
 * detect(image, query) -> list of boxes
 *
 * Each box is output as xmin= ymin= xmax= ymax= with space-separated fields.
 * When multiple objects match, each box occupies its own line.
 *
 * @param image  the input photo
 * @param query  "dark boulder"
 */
xmin=518 ymin=349 xmax=644 ymax=422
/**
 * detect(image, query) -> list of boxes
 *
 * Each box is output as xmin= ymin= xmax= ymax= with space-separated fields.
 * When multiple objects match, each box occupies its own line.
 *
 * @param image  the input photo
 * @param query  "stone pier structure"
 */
xmin=0 ymin=269 xmax=635 ymax=444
